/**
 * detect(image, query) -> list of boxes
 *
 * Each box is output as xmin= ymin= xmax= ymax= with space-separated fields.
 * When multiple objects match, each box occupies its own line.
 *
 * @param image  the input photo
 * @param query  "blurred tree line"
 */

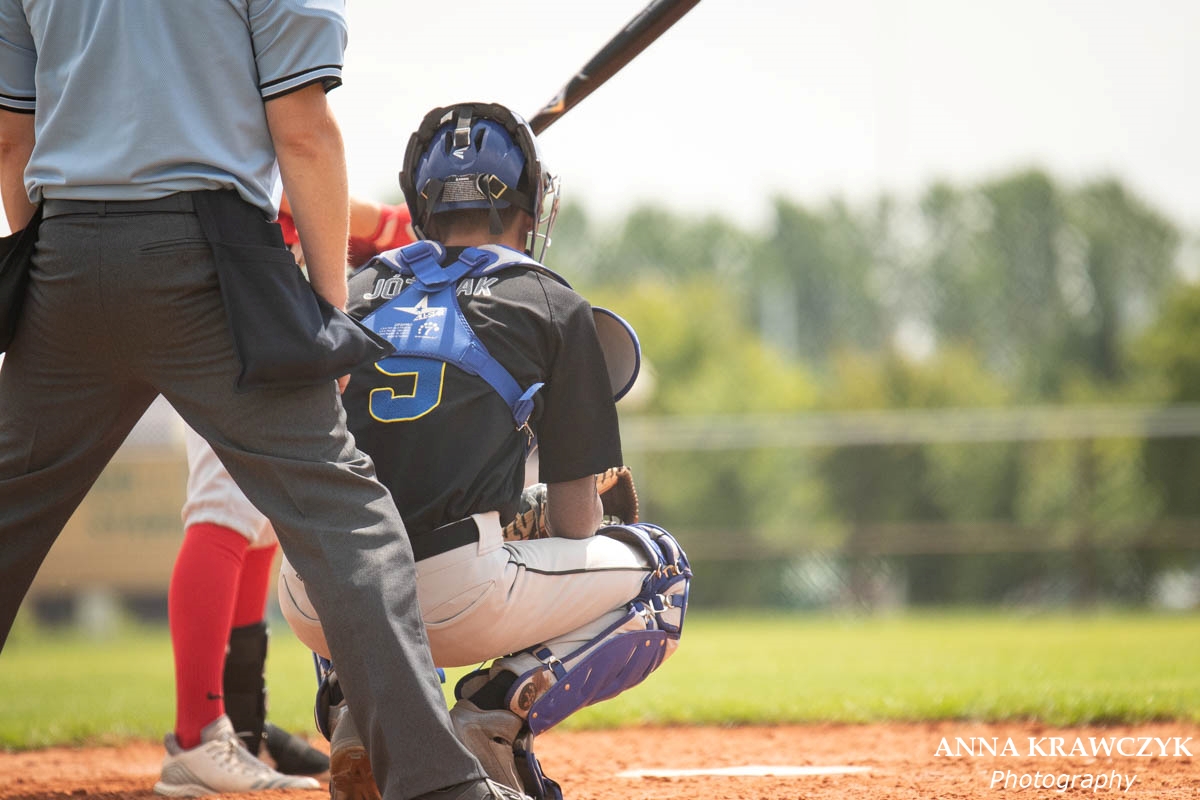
xmin=543 ymin=168 xmax=1200 ymax=609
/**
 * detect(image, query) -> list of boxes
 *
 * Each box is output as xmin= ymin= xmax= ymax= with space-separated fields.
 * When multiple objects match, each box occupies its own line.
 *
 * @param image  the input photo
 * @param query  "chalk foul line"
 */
xmin=616 ymin=765 xmax=872 ymax=778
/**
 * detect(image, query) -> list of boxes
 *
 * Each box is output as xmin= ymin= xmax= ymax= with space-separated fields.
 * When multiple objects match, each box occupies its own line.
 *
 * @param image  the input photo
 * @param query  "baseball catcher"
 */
xmin=278 ymin=101 xmax=691 ymax=800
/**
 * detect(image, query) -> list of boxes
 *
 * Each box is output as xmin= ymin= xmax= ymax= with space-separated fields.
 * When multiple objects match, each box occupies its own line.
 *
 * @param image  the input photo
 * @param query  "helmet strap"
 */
xmin=453 ymin=107 xmax=473 ymax=149
xmin=419 ymin=178 xmax=446 ymax=235
xmin=487 ymin=198 xmax=504 ymax=236
xmin=418 ymin=173 xmax=533 ymax=239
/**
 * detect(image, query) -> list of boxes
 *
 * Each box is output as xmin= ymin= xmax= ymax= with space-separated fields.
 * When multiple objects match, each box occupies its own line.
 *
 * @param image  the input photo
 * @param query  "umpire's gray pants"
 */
xmin=0 ymin=202 xmax=485 ymax=800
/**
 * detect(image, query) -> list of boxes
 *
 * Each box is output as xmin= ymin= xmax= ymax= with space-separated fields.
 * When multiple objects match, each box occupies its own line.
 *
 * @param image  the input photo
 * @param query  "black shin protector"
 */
xmin=223 ymin=621 xmax=269 ymax=755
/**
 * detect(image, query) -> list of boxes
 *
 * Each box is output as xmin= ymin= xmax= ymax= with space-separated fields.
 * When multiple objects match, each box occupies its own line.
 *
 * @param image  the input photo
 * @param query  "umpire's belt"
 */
xmin=409 ymin=516 xmax=479 ymax=561
xmin=43 ymin=192 xmax=200 ymax=218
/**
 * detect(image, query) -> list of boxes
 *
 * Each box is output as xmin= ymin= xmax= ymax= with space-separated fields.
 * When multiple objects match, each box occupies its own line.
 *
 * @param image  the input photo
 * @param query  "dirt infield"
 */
xmin=1 ymin=722 xmax=1196 ymax=799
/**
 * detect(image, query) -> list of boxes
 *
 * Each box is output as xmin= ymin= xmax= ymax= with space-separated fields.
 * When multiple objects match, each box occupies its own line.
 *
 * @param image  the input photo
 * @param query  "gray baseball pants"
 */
xmin=0 ymin=197 xmax=485 ymax=800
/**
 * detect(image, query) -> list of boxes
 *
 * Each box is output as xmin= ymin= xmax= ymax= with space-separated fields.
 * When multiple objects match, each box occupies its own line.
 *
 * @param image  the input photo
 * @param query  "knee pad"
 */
xmin=598 ymin=522 xmax=690 ymax=644
xmin=504 ymin=522 xmax=691 ymax=736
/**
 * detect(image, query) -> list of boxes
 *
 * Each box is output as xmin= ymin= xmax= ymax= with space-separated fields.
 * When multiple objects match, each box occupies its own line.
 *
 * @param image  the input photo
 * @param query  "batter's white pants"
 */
xmin=182 ymin=426 xmax=275 ymax=547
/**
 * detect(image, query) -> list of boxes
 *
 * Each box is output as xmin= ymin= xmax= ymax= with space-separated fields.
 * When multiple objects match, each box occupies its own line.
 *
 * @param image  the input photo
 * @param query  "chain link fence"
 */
xmin=621 ymin=407 xmax=1200 ymax=612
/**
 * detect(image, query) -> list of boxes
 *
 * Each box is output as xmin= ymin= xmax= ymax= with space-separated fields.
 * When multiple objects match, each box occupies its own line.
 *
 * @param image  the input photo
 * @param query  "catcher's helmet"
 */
xmin=400 ymin=101 xmax=560 ymax=260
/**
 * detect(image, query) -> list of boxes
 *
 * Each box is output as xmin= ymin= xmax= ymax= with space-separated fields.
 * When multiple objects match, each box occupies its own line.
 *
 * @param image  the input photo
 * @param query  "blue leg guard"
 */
xmin=514 ymin=732 xmax=564 ymax=800
xmin=312 ymin=655 xmax=338 ymax=741
xmin=503 ymin=522 xmax=691 ymax=737
xmin=453 ymin=524 xmax=689 ymax=800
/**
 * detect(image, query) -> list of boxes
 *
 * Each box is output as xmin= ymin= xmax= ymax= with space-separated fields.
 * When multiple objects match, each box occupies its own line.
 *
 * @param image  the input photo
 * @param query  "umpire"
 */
xmin=0 ymin=3 xmax=524 ymax=800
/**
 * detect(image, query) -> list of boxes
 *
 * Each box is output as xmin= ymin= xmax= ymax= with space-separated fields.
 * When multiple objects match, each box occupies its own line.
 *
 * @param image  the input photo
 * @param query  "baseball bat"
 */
xmin=528 ymin=0 xmax=701 ymax=135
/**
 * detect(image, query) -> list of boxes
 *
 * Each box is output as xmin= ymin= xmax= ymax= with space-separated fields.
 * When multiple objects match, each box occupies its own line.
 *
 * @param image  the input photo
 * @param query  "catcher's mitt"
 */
xmin=596 ymin=465 xmax=639 ymax=524
xmin=502 ymin=482 xmax=550 ymax=541
xmin=501 ymin=466 xmax=640 ymax=541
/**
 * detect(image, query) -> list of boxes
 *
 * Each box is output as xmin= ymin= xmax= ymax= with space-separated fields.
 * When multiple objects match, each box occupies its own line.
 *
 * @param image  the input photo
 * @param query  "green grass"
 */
xmin=2 ymin=610 xmax=1199 ymax=750
xmin=566 ymin=609 xmax=1200 ymax=729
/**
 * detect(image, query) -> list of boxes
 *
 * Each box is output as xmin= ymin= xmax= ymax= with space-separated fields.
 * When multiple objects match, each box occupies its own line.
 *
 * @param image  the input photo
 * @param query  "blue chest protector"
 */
xmin=361 ymin=240 xmax=570 ymax=429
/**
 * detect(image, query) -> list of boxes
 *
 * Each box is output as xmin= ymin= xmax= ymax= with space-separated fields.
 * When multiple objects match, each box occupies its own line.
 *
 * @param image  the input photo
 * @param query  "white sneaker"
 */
xmin=154 ymin=715 xmax=321 ymax=796
xmin=448 ymin=700 xmax=525 ymax=792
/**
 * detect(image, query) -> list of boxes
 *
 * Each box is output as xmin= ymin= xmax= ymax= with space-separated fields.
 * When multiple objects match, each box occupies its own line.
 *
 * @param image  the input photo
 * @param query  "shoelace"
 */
xmin=207 ymin=736 xmax=274 ymax=777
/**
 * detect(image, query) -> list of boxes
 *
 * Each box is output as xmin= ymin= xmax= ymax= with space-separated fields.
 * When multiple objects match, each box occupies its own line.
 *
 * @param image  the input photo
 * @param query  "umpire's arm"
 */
xmin=0 ymin=110 xmax=35 ymax=231
xmin=264 ymin=82 xmax=349 ymax=311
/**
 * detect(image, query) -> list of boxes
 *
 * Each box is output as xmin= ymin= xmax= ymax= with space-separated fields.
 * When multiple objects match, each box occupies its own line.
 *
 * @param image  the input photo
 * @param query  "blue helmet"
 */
xmin=400 ymin=102 xmax=560 ymax=259
xmin=413 ymin=117 xmax=525 ymax=214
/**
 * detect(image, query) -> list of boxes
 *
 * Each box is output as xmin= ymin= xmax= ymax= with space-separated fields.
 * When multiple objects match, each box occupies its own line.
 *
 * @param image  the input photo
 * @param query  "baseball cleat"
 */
xmin=328 ymin=703 xmax=380 ymax=800
xmin=448 ymin=699 xmax=525 ymax=793
xmin=264 ymin=722 xmax=330 ymax=776
xmin=154 ymin=714 xmax=320 ymax=796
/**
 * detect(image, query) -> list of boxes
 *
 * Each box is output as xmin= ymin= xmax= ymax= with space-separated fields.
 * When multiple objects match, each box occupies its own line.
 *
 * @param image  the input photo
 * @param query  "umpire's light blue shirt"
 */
xmin=0 ymin=0 xmax=346 ymax=216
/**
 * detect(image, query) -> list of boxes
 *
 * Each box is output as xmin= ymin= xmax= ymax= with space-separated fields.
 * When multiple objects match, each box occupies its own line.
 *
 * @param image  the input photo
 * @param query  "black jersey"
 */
xmin=343 ymin=245 xmax=622 ymax=536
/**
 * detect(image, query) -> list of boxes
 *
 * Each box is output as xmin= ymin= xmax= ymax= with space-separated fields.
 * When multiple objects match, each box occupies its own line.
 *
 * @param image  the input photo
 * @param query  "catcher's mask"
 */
xmin=400 ymin=101 xmax=560 ymax=261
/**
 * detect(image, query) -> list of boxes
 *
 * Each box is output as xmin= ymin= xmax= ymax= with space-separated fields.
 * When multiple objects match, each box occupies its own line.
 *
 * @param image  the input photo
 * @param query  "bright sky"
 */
xmin=332 ymin=0 xmax=1200 ymax=234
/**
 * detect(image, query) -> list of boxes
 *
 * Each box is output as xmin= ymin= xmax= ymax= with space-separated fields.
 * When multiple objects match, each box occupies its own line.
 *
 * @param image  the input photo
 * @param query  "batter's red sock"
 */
xmin=169 ymin=523 xmax=249 ymax=749
xmin=232 ymin=544 xmax=277 ymax=628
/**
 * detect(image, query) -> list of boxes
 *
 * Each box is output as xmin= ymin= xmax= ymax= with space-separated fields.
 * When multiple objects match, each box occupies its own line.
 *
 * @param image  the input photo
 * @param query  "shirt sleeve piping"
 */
xmin=260 ymin=64 xmax=342 ymax=94
xmin=0 ymin=97 xmax=35 ymax=113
